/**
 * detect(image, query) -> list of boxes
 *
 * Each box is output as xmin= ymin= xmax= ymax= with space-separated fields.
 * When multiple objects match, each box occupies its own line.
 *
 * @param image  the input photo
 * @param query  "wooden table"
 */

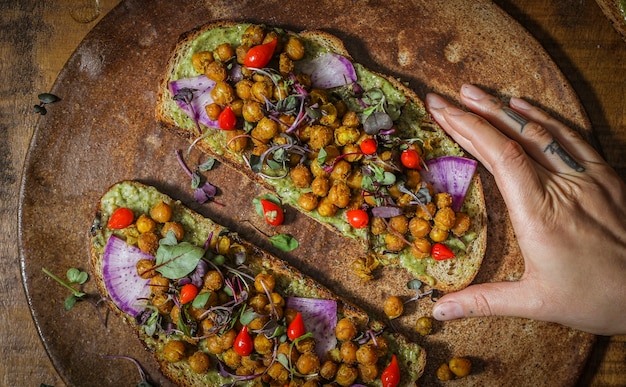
xmin=2 ymin=0 xmax=624 ymax=385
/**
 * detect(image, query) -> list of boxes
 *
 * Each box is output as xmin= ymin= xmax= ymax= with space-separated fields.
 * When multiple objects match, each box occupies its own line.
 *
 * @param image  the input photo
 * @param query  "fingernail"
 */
xmin=461 ymin=84 xmax=487 ymax=100
xmin=433 ymin=301 xmax=464 ymax=320
xmin=510 ymin=96 xmax=531 ymax=110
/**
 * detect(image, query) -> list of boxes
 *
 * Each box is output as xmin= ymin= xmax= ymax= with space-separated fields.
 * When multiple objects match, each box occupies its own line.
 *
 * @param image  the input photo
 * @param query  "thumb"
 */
xmin=432 ymin=280 xmax=539 ymax=321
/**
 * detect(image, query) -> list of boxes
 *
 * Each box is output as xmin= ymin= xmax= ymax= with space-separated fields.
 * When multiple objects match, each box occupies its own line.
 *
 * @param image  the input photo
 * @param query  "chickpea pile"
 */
xmin=114 ymin=200 xmax=397 ymax=385
xmin=187 ymin=24 xmax=471 ymax=270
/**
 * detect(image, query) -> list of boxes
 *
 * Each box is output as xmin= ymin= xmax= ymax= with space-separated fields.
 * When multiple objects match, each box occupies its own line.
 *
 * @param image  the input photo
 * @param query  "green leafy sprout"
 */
xmin=42 ymin=267 xmax=88 ymax=310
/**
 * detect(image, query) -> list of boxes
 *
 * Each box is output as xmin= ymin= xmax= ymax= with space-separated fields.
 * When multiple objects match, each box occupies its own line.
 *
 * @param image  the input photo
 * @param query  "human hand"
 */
xmin=425 ymin=84 xmax=626 ymax=335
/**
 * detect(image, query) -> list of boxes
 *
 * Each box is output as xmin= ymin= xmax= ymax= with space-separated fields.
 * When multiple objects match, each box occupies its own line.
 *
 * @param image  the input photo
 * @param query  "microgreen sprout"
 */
xmin=42 ymin=267 xmax=88 ymax=310
xmin=103 ymin=355 xmax=153 ymax=387
xmin=175 ymin=150 xmax=218 ymax=204
xmin=405 ymin=279 xmax=439 ymax=303
xmin=33 ymin=92 xmax=61 ymax=115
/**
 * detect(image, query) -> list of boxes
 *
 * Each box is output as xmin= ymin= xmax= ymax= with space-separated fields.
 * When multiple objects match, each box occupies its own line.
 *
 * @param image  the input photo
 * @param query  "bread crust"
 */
xmin=155 ymin=22 xmax=487 ymax=292
xmin=89 ymin=180 xmax=426 ymax=386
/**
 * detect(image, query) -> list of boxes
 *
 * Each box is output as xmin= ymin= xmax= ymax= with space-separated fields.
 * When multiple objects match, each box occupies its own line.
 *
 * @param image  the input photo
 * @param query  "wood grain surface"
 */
xmin=1 ymin=0 xmax=625 ymax=386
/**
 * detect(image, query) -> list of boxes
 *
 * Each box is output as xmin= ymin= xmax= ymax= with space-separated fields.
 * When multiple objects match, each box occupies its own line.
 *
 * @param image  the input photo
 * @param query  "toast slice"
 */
xmin=155 ymin=22 xmax=487 ymax=291
xmin=89 ymin=180 xmax=425 ymax=386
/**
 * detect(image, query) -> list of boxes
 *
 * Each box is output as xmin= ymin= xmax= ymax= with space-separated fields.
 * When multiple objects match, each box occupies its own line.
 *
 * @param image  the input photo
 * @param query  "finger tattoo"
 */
xmin=502 ymin=107 xmax=530 ymax=132
xmin=545 ymin=139 xmax=586 ymax=172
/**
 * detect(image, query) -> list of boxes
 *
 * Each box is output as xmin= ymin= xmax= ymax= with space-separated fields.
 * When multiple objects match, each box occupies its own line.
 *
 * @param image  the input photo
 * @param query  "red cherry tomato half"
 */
xmin=179 ymin=283 xmax=199 ymax=304
xmin=400 ymin=148 xmax=421 ymax=169
xmin=234 ymin=325 xmax=254 ymax=356
xmin=431 ymin=243 xmax=456 ymax=260
xmin=218 ymin=105 xmax=237 ymax=130
xmin=107 ymin=207 xmax=134 ymax=229
xmin=287 ymin=312 xmax=306 ymax=341
xmin=359 ymin=138 xmax=377 ymax=155
xmin=244 ymin=39 xmax=278 ymax=68
xmin=381 ymin=354 xmax=401 ymax=387
xmin=346 ymin=209 xmax=369 ymax=228
xmin=260 ymin=199 xmax=284 ymax=226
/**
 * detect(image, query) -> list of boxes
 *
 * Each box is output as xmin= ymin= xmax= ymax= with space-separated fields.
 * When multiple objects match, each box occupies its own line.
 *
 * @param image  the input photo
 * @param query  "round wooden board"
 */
xmin=19 ymin=0 xmax=594 ymax=385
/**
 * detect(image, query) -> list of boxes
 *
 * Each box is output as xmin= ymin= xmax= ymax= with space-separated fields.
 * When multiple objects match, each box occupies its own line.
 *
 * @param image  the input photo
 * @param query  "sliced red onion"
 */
xmin=421 ymin=156 xmax=478 ymax=211
xmin=169 ymin=75 xmax=218 ymax=128
xmin=285 ymin=297 xmax=337 ymax=359
xmin=371 ymin=205 xmax=403 ymax=219
xmin=297 ymin=53 xmax=357 ymax=89
xmin=102 ymin=235 xmax=152 ymax=317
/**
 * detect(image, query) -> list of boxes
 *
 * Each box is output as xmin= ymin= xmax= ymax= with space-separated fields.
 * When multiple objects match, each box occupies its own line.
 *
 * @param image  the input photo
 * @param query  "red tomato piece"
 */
xmin=359 ymin=138 xmax=377 ymax=155
xmin=287 ymin=312 xmax=306 ymax=341
xmin=400 ymin=148 xmax=421 ymax=169
xmin=431 ymin=243 xmax=456 ymax=260
xmin=346 ymin=209 xmax=369 ymax=228
xmin=179 ymin=283 xmax=199 ymax=304
xmin=260 ymin=199 xmax=284 ymax=226
xmin=381 ymin=354 xmax=401 ymax=387
xmin=218 ymin=105 xmax=237 ymax=130
xmin=107 ymin=207 xmax=134 ymax=229
xmin=234 ymin=325 xmax=254 ymax=356
xmin=244 ymin=39 xmax=278 ymax=68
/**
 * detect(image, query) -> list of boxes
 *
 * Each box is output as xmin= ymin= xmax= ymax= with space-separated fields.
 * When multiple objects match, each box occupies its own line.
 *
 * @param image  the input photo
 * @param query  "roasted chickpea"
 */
xmin=437 ymin=363 xmax=454 ymax=381
xmin=137 ymin=232 xmax=159 ymax=255
xmin=135 ymin=214 xmax=156 ymax=233
xmin=235 ymin=44 xmax=250 ymax=65
xmin=415 ymin=316 xmax=434 ymax=336
xmin=241 ymin=25 xmax=265 ymax=46
xmin=411 ymin=238 xmax=431 ymax=259
xmin=356 ymin=344 xmax=378 ymax=365
xmin=451 ymin=212 xmax=471 ymax=236
xmin=370 ymin=217 xmax=386 ymax=235
xmin=136 ymin=258 xmax=155 ymax=279
xmin=309 ymin=158 xmax=329 ymax=177
xmin=211 ymin=81 xmax=235 ymax=106
xmin=254 ymin=333 xmax=273 ymax=355
xmin=384 ymin=233 xmax=405 ymax=252
xmin=191 ymin=51 xmax=214 ymax=73
xmin=416 ymin=201 xmax=436 ymax=220
xmin=405 ymin=169 xmax=422 ymax=188
xmin=320 ymin=360 xmax=338 ymax=380
xmin=308 ymin=125 xmax=334 ymax=150
xmin=335 ymin=363 xmax=358 ymax=387
xmin=242 ymin=100 xmax=264 ymax=122
xmin=253 ymin=117 xmax=279 ymax=143
xmin=278 ymin=342 xmax=299 ymax=364
xmin=152 ymin=293 xmax=173 ymax=314
xmin=163 ymin=340 xmax=186 ymax=362
xmin=226 ymin=129 xmax=248 ymax=153
xmin=340 ymin=341 xmax=358 ymax=364
xmin=409 ymin=217 xmax=431 ymax=238
xmin=278 ymin=52 xmax=294 ymax=75
xmin=222 ymin=348 xmax=242 ymax=369
xmin=205 ymin=103 xmax=222 ymax=120
xmin=162 ymin=221 xmax=185 ymax=241
xmin=251 ymin=81 xmax=273 ymax=103
xmin=335 ymin=317 xmax=357 ymax=341
xmin=434 ymin=192 xmax=453 ymax=209
xmin=205 ymin=334 xmax=223 ymax=354
xmin=369 ymin=335 xmax=389 ymax=357
xmin=328 ymin=181 xmax=351 ymax=208
xmin=341 ymin=110 xmax=360 ymax=127
xmin=295 ymin=336 xmax=316 ymax=354
xmin=319 ymin=103 xmax=338 ymax=126
xmin=345 ymin=169 xmax=363 ymax=190
xmin=213 ymin=42 xmax=234 ymax=62
xmin=358 ymin=363 xmax=378 ymax=383
xmin=149 ymin=274 xmax=170 ymax=296
xmin=334 ymin=125 xmax=361 ymax=146
xmin=317 ymin=196 xmax=337 ymax=217
xmin=269 ymin=292 xmax=285 ymax=309
xmin=298 ymin=192 xmax=319 ymax=211
xmin=249 ymin=315 xmax=269 ymax=331
xmin=388 ymin=214 xmax=409 ymax=235
xmin=330 ymin=159 xmax=352 ymax=181
xmin=449 ymin=357 xmax=472 ymax=377
xmin=429 ymin=226 xmax=449 ymax=243
xmin=205 ymin=60 xmax=227 ymax=82
xmin=249 ymin=293 xmax=269 ymax=313
xmin=188 ymin=351 xmax=210 ymax=373
xmin=296 ymin=352 xmax=321 ymax=375
xmin=220 ymin=329 xmax=237 ymax=350
xmin=290 ymin=163 xmax=313 ymax=188
xmin=169 ymin=304 xmax=180 ymax=323
xmin=311 ymin=176 xmax=331 ymax=197
xmin=267 ymin=362 xmax=289 ymax=384
xmin=383 ymin=295 xmax=404 ymax=319
xmin=342 ymin=143 xmax=362 ymax=163
xmin=284 ymin=36 xmax=305 ymax=60
xmin=235 ymin=79 xmax=254 ymax=100
xmin=434 ymin=207 xmax=456 ymax=231
xmin=150 ymin=201 xmax=172 ymax=223
xmin=254 ymin=273 xmax=276 ymax=293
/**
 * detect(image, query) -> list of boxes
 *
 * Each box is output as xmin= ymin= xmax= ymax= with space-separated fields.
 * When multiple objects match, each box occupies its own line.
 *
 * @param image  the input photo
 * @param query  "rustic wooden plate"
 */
xmin=596 ymin=0 xmax=626 ymax=42
xmin=19 ymin=0 xmax=595 ymax=385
